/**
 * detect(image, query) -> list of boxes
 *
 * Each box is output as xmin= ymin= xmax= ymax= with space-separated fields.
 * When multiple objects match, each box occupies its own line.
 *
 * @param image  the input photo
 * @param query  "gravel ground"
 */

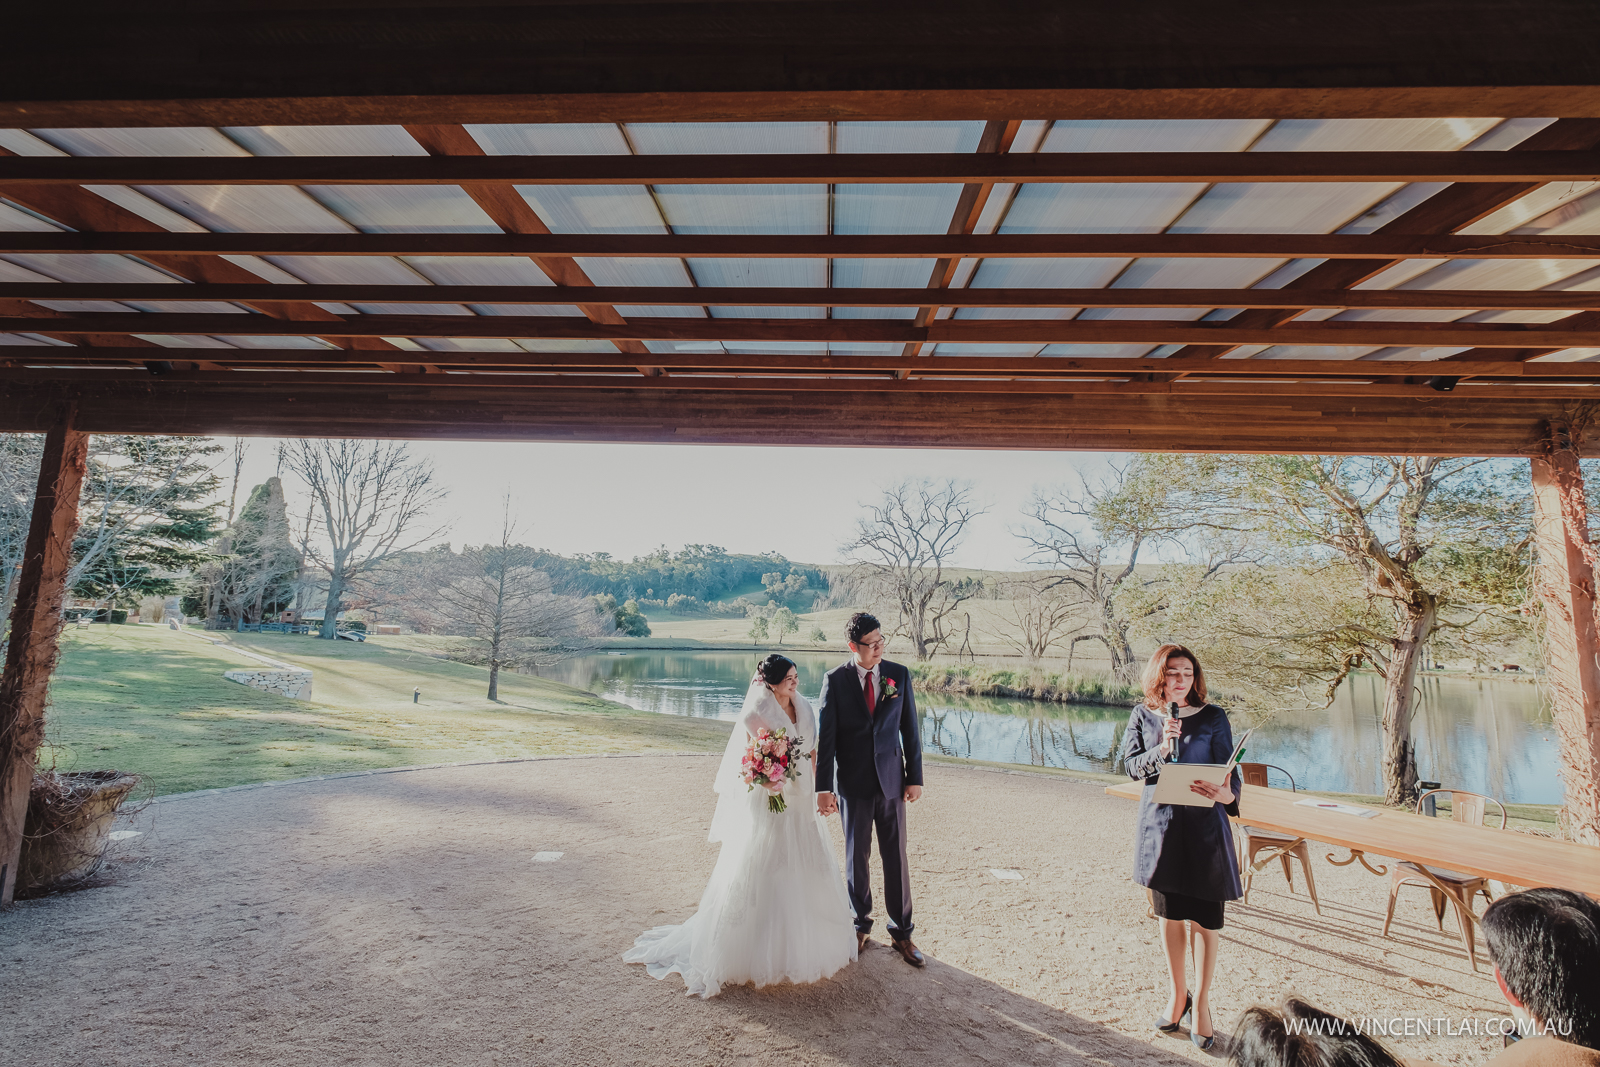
xmin=2 ymin=755 xmax=1510 ymax=1066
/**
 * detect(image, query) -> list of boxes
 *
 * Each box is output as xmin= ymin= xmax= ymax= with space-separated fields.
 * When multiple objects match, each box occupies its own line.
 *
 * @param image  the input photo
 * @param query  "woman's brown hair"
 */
xmin=1141 ymin=643 xmax=1208 ymax=710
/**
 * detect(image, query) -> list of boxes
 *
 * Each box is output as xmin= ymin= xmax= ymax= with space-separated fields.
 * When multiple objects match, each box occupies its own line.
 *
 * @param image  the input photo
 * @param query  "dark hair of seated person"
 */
xmin=1483 ymin=887 xmax=1600 ymax=1049
xmin=1230 ymin=998 xmax=1402 ymax=1067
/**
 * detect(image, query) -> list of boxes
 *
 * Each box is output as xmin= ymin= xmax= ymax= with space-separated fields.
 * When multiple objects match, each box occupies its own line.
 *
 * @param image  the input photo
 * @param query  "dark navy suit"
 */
xmin=817 ymin=657 xmax=923 ymax=938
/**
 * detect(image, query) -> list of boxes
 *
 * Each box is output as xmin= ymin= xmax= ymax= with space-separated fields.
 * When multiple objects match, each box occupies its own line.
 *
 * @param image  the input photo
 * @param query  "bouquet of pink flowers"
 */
xmin=740 ymin=726 xmax=805 ymax=813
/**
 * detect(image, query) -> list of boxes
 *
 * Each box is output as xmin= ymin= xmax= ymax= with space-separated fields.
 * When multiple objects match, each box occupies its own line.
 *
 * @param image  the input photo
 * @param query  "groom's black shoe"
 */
xmin=891 ymin=938 xmax=925 ymax=968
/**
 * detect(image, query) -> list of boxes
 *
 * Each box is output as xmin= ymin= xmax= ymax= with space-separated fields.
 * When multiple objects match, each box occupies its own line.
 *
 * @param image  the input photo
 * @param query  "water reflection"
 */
xmin=548 ymin=652 xmax=1560 ymax=804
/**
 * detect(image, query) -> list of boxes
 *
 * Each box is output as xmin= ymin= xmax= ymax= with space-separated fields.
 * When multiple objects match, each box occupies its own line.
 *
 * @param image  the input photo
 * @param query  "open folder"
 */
xmin=1148 ymin=727 xmax=1254 ymax=807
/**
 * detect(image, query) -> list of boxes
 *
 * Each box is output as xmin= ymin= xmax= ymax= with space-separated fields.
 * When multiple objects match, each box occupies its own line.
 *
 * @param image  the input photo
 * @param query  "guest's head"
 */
xmin=1142 ymin=643 xmax=1208 ymax=710
xmin=755 ymin=654 xmax=798 ymax=699
xmin=846 ymin=612 xmax=885 ymax=669
xmin=1230 ymin=998 xmax=1402 ymax=1067
xmin=1483 ymin=887 xmax=1600 ymax=1048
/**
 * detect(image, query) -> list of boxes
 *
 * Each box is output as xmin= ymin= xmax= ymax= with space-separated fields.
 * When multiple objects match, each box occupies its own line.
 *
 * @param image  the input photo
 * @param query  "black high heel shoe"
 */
xmin=1155 ymin=993 xmax=1191 ymax=1033
xmin=1192 ymin=1004 xmax=1215 ymax=1051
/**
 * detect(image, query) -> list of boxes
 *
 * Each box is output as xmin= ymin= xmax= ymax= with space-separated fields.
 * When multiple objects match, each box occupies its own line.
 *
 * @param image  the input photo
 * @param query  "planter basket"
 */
xmin=17 ymin=770 xmax=141 ymax=897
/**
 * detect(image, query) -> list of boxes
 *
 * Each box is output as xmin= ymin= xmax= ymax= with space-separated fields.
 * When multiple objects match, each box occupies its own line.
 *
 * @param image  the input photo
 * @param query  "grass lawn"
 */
xmin=43 ymin=625 xmax=729 ymax=796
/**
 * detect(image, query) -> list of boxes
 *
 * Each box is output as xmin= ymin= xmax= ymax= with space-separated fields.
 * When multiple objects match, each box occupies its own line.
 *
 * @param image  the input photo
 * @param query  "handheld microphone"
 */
xmin=1166 ymin=702 xmax=1181 ymax=763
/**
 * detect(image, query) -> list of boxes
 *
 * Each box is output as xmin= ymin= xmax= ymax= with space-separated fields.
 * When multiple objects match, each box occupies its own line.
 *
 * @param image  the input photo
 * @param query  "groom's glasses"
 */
xmin=856 ymin=639 xmax=886 ymax=651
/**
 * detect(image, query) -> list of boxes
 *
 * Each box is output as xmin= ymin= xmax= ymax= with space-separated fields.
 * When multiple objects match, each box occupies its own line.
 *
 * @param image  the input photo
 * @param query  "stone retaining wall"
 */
xmin=224 ymin=669 xmax=313 ymax=700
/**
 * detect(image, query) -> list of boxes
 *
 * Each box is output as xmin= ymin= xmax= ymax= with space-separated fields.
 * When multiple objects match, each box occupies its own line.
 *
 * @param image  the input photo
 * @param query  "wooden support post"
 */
xmin=0 ymin=408 xmax=88 ymax=904
xmin=1529 ymin=422 xmax=1600 ymax=846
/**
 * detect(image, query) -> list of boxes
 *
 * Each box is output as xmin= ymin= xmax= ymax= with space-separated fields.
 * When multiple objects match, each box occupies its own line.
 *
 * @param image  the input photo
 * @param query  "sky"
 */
xmin=221 ymin=439 xmax=1120 ymax=570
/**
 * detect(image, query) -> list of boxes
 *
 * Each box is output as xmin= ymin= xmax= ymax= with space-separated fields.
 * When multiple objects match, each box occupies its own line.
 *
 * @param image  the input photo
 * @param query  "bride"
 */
xmin=623 ymin=654 xmax=858 ymax=997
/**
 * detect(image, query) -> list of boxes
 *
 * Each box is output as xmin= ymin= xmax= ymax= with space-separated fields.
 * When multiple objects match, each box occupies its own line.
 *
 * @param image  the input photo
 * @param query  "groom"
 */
xmin=816 ymin=612 xmax=925 ymax=968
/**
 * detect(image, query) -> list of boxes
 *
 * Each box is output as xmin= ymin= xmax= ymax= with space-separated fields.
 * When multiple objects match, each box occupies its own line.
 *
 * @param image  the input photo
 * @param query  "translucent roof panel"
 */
xmin=135 ymin=185 xmax=355 ymax=234
xmin=832 ymin=258 xmax=933 ymax=321
xmin=1 ymin=253 xmax=180 ymax=284
xmin=512 ymin=338 xmax=623 ymax=354
xmin=261 ymin=256 xmax=434 ymax=284
xmin=835 ymin=184 xmax=965 ymax=236
xmin=965 ymin=257 xmax=1130 ymax=291
xmin=623 ymin=123 xmax=828 ymax=154
xmin=827 ymin=342 xmax=902 ymax=355
xmin=0 ymin=201 xmax=65 ymax=232
xmin=223 ymin=126 xmax=427 ymax=157
xmin=469 ymin=303 xmax=586 ymax=318
xmin=467 ymin=124 xmax=630 ymax=155
xmin=515 ymin=186 xmax=666 ymax=234
xmin=403 ymin=256 xmax=556 ymax=286
xmin=837 ymin=122 xmax=985 ymax=153
xmin=1000 ymin=121 xmax=1269 ymax=238
xmin=574 ymin=257 xmax=699 ymax=318
xmin=696 ymin=258 xmax=825 ymax=319
xmin=27 ymin=127 xmax=247 ymax=157
xmin=210 ymin=335 xmax=340 ymax=350
xmin=1171 ymin=118 xmax=1499 ymax=236
xmin=1035 ymin=342 xmax=1167 ymax=358
xmin=930 ymin=343 xmax=1046 ymax=356
xmin=654 ymin=185 xmax=826 ymax=234
xmin=298 ymin=186 xmax=501 ymax=234
xmin=0 ymin=129 xmax=66 ymax=156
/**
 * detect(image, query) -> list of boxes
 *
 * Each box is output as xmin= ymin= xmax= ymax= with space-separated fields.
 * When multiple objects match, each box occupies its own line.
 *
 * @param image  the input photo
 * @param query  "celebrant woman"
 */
xmin=623 ymin=654 xmax=857 ymax=997
xmin=1121 ymin=643 xmax=1243 ymax=1051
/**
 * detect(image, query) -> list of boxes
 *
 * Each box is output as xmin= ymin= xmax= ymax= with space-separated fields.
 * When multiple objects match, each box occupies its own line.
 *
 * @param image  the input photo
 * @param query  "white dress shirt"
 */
xmin=853 ymin=660 xmax=880 ymax=700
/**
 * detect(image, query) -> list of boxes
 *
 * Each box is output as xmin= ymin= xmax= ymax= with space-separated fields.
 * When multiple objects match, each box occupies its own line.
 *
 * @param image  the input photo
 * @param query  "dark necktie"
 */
xmin=863 ymin=671 xmax=876 ymax=716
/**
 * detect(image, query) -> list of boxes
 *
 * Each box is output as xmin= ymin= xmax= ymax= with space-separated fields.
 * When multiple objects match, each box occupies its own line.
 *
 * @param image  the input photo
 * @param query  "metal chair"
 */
xmin=1237 ymin=763 xmax=1321 ymax=914
xmin=1381 ymin=788 xmax=1506 ymax=972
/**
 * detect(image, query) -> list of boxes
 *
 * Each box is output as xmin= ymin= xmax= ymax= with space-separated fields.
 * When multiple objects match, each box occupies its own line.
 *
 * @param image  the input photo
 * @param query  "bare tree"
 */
xmin=988 ymin=575 xmax=1085 ymax=664
xmin=844 ymin=478 xmax=988 ymax=660
xmin=1019 ymin=457 xmax=1251 ymax=684
xmin=424 ymin=501 xmax=601 ymax=700
xmin=0 ymin=435 xmax=42 ymax=630
xmin=279 ymin=440 xmax=448 ymax=639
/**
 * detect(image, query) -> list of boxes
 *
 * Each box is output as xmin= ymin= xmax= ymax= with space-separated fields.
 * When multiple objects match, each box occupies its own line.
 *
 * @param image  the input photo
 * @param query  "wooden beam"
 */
xmin=399 ymin=123 xmax=658 ymax=374
xmin=13 ymin=345 xmax=1599 ymax=381
xmin=0 ymin=145 xmax=412 ymax=371
xmin=14 ymin=312 xmax=1600 ymax=349
xmin=1166 ymin=117 xmax=1600 ymax=360
xmin=0 ymin=378 xmax=1580 ymax=458
xmin=3 ymin=364 xmax=1596 ymax=402
xmin=0 ymin=408 xmax=88 ymax=905
xmin=7 ymin=2 xmax=1600 ymax=126
xmin=13 ymin=151 xmax=1600 ymax=187
xmin=10 ymin=283 xmax=1600 ymax=314
xmin=1529 ymin=423 xmax=1600 ymax=846
xmin=9 ymin=233 xmax=1600 ymax=261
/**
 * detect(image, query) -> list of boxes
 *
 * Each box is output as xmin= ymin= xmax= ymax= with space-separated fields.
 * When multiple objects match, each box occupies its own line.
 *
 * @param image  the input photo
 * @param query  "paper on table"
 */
xmin=1293 ymin=798 xmax=1379 ymax=819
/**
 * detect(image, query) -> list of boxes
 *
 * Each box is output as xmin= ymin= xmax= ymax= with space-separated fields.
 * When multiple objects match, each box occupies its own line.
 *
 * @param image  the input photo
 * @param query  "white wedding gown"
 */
xmin=623 ymin=684 xmax=858 ymax=997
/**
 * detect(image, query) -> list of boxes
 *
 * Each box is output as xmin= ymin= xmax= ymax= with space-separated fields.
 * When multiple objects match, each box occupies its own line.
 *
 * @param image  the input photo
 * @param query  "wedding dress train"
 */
xmin=623 ymin=684 xmax=858 ymax=997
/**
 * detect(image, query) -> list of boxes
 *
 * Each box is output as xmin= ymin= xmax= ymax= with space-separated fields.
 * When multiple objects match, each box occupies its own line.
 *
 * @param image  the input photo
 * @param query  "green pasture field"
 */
xmin=42 ymin=625 xmax=728 ymax=796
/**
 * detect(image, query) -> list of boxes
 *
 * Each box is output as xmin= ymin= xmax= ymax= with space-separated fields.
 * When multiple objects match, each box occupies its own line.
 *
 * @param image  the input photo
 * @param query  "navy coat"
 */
xmin=816 ymin=659 xmax=923 ymax=800
xmin=1123 ymin=702 xmax=1244 ymax=902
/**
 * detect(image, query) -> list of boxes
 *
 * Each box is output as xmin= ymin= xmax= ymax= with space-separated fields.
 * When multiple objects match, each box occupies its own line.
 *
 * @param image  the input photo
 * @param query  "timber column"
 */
xmin=1529 ymin=421 xmax=1600 ymax=846
xmin=0 ymin=408 xmax=88 ymax=904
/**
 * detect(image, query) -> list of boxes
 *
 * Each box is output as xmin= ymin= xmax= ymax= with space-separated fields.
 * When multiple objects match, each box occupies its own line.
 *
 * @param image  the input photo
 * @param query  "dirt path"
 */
xmin=3 ymin=756 xmax=1508 ymax=1066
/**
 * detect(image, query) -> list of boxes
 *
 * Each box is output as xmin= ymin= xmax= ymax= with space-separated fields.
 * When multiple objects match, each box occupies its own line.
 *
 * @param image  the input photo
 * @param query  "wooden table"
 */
xmin=1105 ymin=780 xmax=1600 ymax=899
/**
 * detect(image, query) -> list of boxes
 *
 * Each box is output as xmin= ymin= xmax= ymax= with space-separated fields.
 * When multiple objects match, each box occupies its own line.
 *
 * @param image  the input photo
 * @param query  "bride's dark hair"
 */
xmin=755 ymin=654 xmax=796 ymax=686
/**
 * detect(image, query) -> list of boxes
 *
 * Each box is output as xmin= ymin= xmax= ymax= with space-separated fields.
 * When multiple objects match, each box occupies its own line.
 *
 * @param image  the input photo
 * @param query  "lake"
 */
xmin=546 ymin=651 xmax=1563 ymax=805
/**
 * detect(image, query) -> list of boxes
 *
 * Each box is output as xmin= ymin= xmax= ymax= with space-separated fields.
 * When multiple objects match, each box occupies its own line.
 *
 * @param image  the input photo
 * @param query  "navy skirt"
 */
xmin=1151 ymin=889 xmax=1225 ymax=930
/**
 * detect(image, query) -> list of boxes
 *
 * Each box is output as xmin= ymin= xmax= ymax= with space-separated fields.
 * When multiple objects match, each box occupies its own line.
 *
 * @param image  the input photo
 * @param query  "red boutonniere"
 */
xmin=880 ymin=676 xmax=899 ymax=700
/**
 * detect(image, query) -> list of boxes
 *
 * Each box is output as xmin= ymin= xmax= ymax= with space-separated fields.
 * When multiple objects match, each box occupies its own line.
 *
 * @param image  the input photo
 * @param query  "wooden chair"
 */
xmin=1381 ymin=788 xmax=1506 ymax=972
xmin=1237 ymin=763 xmax=1321 ymax=914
